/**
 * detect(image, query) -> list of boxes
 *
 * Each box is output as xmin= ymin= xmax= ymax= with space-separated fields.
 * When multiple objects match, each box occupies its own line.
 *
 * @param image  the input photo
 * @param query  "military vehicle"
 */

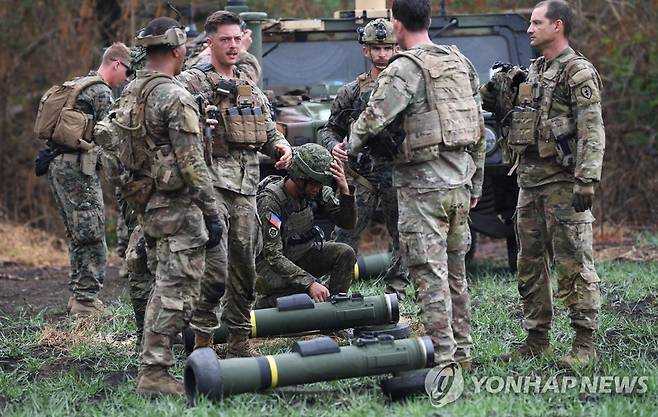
xmin=221 ymin=0 xmax=533 ymax=270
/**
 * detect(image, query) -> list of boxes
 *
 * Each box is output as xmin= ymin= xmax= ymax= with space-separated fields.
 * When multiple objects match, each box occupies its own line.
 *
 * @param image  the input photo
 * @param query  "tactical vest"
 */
xmin=391 ymin=46 xmax=480 ymax=164
xmin=34 ymin=75 xmax=107 ymax=151
xmin=185 ymin=64 xmax=267 ymax=155
xmin=507 ymin=51 xmax=596 ymax=167
xmin=113 ymin=73 xmax=184 ymax=211
xmin=258 ymin=176 xmax=317 ymax=262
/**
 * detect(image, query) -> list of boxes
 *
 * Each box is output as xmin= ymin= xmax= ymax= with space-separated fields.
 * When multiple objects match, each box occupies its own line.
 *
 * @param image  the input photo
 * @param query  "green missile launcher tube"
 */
xmin=354 ymin=252 xmax=392 ymax=281
xmin=183 ymin=293 xmax=399 ymax=353
xmin=185 ymin=335 xmax=434 ymax=401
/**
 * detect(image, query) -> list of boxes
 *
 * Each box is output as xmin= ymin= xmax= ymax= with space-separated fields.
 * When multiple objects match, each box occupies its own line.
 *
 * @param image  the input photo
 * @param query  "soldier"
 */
xmin=319 ymin=18 xmax=408 ymax=300
xmin=255 ymin=143 xmax=356 ymax=308
xmin=482 ymin=0 xmax=605 ymax=368
xmin=348 ymin=0 xmax=486 ymax=369
xmin=177 ymin=11 xmax=292 ymax=357
xmin=111 ymin=17 xmax=221 ymax=395
xmin=40 ymin=42 xmax=131 ymax=316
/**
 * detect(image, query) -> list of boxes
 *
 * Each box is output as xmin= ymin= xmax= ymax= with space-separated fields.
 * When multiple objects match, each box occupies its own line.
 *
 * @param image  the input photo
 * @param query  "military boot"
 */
xmin=68 ymin=297 xmax=109 ymax=318
xmin=194 ymin=332 xmax=213 ymax=350
xmin=136 ymin=366 xmax=184 ymax=397
xmin=499 ymin=330 xmax=551 ymax=362
xmin=226 ymin=332 xmax=257 ymax=358
xmin=558 ymin=328 xmax=597 ymax=368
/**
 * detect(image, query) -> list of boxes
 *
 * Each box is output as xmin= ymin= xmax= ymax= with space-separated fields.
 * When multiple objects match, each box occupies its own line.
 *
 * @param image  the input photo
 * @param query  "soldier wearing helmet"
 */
xmin=318 ymin=18 xmax=409 ymax=301
xmin=254 ymin=144 xmax=357 ymax=308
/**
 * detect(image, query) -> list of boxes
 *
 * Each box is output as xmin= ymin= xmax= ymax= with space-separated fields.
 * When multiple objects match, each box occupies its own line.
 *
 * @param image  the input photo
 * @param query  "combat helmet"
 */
xmin=288 ymin=143 xmax=333 ymax=186
xmin=135 ymin=17 xmax=187 ymax=48
xmin=358 ymin=18 xmax=396 ymax=45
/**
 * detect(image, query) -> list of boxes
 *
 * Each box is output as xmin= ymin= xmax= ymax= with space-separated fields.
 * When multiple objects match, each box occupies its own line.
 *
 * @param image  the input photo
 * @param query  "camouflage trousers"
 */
xmin=516 ymin=182 xmax=600 ymax=333
xmin=140 ymin=196 xmax=208 ymax=368
xmin=190 ymin=189 xmax=261 ymax=338
xmin=254 ymin=242 xmax=355 ymax=309
xmin=115 ymin=187 xmax=129 ymax=258
xmin=47 ymin=154 xmax=106 ymax=302
xmin=333 ymin=165 xmax=408 ymax=294
xmin=397 ymin=185 xmax=472 ymax=365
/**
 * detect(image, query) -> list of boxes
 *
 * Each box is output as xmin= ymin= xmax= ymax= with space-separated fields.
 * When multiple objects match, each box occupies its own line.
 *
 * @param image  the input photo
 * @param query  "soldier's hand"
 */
xmin=332 ymin=142 xmax=349 ymax=162
xmin=330 ymin=159 xmax=351 ymax=195
xmin=308 ymin=282 xmax=330 ymax=303
xmin=274 ymin=143 xmax=293 ymax=170
xmin=572 ymin=182 xmax=595 ymax=213
xmin=204 ymin=215 xmax=223 ymax=249
xmin=470 ymin=197 xmax=479 ymax=209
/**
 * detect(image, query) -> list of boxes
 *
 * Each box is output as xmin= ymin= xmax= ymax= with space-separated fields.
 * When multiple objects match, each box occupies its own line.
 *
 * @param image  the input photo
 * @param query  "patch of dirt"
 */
xmin=607 ymin=295 xmax=657 ymax=319
xmin=0 ymin=262 xmax=127 ymax=317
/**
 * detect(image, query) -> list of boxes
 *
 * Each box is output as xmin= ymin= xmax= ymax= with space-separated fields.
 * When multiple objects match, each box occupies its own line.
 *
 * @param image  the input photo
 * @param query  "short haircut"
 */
xmin=392 ymin=0 xmax=431 ymax=32
xmin=205 ymin=11 xmax=241 ymax=36
xmin=535 ymin=0 xmax=573 ymax=36
xmin=102 ymin=42 xmax=131 ymax=65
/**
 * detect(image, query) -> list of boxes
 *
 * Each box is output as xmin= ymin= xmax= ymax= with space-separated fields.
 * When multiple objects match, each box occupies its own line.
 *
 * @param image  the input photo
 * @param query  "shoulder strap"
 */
xmin=390 ymin=50 xmax=435 ymax=107
xmin=138 ymin=74 xmax=173 ymax=150
xmin=64 ymin=75 xmax=108 ymax=108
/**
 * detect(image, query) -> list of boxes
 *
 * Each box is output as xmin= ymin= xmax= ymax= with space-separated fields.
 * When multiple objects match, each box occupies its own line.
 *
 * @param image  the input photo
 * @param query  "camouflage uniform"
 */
xmin=116 ymin=69 xmax=219 ymax=370
xmin=349 ymin=44 xmax=485 ymax=366
xmin=319 ymin=71 xmax=408 ymax=295
xmin=178 ymin=64 xmax=290 ymax=345
xmin=186 ymin=50 xmax=262 ymax=85
xmin=255 ymin=176 xmax=356 ymax=308
xmin=47 ymin=71 xmax=112 ymax=304
xmin=487 ymin=48 xmax=604 ymax=339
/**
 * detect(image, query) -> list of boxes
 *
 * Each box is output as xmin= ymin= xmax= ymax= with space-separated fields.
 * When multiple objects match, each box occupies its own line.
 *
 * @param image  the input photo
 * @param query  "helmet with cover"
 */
xmin=288 ymin=143 xmax=333 ymax=186
xmin=358 ymin=18 xmax=396 ymax=45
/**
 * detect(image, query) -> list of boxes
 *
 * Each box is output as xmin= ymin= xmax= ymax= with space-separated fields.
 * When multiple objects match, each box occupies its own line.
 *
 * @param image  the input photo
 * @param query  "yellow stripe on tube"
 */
xmin=250 ymin=310 xmax=257 ymax=338
xmin=266 ymin=355 xmax=278 ymax=388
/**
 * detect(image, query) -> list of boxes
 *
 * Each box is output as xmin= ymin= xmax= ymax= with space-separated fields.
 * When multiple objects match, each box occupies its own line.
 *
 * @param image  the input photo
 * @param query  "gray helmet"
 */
xmin=288 ymin=143 xmax=333 ymax=185
xmin=358 ymin=18 xmax=396 ymax=45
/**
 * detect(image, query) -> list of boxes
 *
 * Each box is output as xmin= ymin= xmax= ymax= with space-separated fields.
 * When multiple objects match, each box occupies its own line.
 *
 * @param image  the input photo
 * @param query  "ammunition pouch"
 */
xmin=546 ymin=115 xmax=577 ymax=168
xmin=152 ymin=145 xmax=185 ymax=192
xmin=222 ymin=105 xmax=267 ymax=146
xmin=506 ymin=106 xmax=538 ymax=154
xmin=119 ymin=173 xmax=154 ymax=214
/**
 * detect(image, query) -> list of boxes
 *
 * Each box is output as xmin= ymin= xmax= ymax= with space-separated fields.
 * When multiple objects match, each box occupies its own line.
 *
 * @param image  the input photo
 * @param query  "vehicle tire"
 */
xmin=184 ymin=347 xmax=223 ymax=403
xmin=506 ymin=235 xmax=518 ymax=273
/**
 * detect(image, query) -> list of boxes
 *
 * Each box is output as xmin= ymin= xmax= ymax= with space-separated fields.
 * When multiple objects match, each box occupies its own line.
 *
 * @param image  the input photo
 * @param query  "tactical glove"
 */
xmin=204 ymin=215 xmax=223 ymax=249
xmin=479 ymin=82 xmax=497 ymax=113
xmin=135 ymin=235 xmax=146 ymax=258
xmin=572 ymin=182 xmax=595 ymax=213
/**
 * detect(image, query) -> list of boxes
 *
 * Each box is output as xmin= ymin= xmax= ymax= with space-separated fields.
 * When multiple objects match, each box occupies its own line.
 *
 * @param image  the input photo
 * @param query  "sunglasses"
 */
xmin=116 ymin=60 xmax=134 ymax=77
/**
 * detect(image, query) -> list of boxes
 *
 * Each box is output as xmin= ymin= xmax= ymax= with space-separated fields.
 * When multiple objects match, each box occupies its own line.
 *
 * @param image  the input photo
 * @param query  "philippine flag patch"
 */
xmin=269 ymin=213 xmax=282 ymax=229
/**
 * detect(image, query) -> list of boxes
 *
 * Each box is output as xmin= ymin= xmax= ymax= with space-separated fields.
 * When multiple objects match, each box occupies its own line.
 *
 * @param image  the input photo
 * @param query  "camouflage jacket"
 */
xmin=178 ymin=65 xmax=289 ymax=196
xmin=136 ymin=70 xmax=219 ymax=223
xmin=349 ymin=44 xmax=486 ymax=197
xmin=516 ymin=47 xmax=605 ymax=188
xmin=256 ymin=176 xmax=356 ymax=289
xmin=319 ymin=71 xmax=404 ymax=167
xmin=74 ymin=70 xmax=114 ymax=128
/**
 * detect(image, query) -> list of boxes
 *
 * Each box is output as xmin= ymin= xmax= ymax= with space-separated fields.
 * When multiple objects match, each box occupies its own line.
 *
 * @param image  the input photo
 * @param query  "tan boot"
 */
xmin=68 ymin=297 xmax=109 ymax=318
xmin=194 ymin=332 xmax=213 ymax=350
xmin=499 ymin=330 xmax=551 ymax=362
xmin=226 ymin=332 xmax=257 ymax=359
xmin=136 ymin=366 xmax=184 ymax=397
xmin=458 ymin=359 xmax=472 ymax=372
xmin=558 ymin=329 xmax=597 ymax=368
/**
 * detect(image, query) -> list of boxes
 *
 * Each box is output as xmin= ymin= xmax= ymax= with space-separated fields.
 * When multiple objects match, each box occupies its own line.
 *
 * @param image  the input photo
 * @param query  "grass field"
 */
xmin=1 ymin=257 xmax=656 ymax=417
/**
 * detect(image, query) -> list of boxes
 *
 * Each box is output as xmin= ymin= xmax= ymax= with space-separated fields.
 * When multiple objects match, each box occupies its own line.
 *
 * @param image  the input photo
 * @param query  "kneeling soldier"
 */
xmin=255 ymin=143 xmax=356 ymax=308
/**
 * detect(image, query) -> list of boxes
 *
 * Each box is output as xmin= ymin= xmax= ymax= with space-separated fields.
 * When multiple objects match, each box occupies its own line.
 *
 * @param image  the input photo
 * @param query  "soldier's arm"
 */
xmin=256 ymin=86 xmax=291 ymax=158
xmin=317 ymin=186 xmax=357 ymax=229
xmin=166 ymin=89 xmax=219 ymax=217
xmin=236 ymin=51 xmax=261 ymax=84
xmin=318 ymin=83 xmax=356 ymax=152
xmin=259 ymin=197 xmax=316 ymax=289
xmin=463 ymin=54 xmax=486 ymax=198
xmin=349 ymin=60 xmax=419 ymax=153
xmin=569 ymin=62 xmax=605 ymax=184
xmin=90 ymin=85 xmax=115 ymax=122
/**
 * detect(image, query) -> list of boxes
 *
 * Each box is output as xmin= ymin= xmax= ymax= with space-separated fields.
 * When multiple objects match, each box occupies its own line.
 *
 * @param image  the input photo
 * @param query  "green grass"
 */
xmin=1 ymin=259 xmax=657 ymax=417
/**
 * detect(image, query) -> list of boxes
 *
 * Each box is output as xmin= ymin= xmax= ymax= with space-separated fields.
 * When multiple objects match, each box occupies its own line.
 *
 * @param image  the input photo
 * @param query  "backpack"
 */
xmin=34 ymin=75 xmax=106 ymax=150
